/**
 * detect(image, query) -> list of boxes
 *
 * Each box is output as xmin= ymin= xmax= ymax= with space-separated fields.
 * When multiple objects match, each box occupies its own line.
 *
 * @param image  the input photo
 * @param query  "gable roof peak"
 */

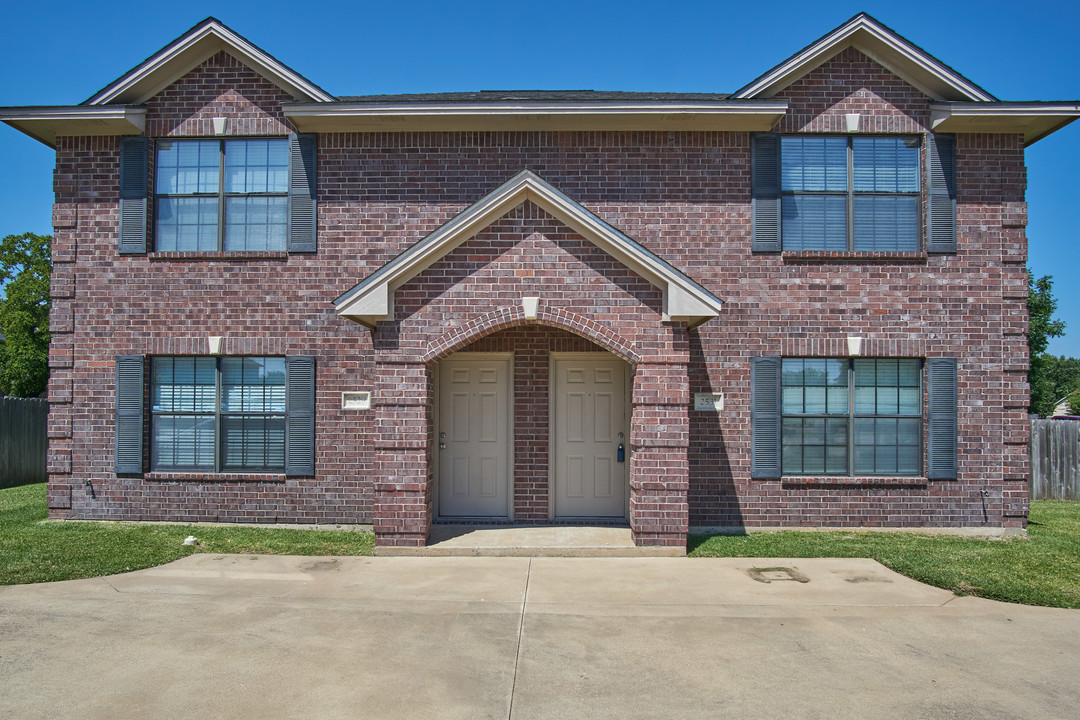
xmin=334 ymin=169 xmax=723 ymax=328
xmin=84 ymin=17 xmax=334 ymax=106
xmin=733 ymin=12 xmax=997 ymax=103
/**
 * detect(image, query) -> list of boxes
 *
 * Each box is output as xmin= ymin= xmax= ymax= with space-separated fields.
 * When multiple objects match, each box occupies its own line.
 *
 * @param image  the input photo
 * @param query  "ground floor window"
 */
xmin=150 ymin=357 xmax=287 ymax=472
xmin=781 ymin=358 xmax=922 ymax=476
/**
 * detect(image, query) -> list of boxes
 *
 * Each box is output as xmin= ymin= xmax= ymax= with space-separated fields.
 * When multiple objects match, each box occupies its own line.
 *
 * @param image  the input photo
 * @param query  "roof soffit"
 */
xmin=85 ymin=18 xmax=334 ymax=106
xmin=334 ymin=170 xmax=723 ymax=327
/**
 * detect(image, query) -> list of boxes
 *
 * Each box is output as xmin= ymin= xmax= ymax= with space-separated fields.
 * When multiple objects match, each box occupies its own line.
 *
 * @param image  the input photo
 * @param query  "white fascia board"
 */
xmin=284 ymin=101 xmax=787 ymax=132
xmin=335 ymin=170 xmax=722 ymax=325
xmin=930 ymin=102 xmax=1080 ymax=145
xmin=87 ymin=21 xmax=334 ymax=105
xmin=733 ymin=16 xmax=995 ymax=102
xmin=0 ymin=106 xmax=146 ymax=147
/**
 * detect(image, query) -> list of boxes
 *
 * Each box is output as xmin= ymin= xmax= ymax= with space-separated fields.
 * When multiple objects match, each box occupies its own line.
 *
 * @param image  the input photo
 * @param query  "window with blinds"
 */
xmin=781 ymin=358 xmax=922 ymax=476
xmin=155 ymin=139 xmax=290 ymax=252
xmin=150 ymin=356 xmax=287 ymax=472
xmin=780 ymin=136 xmax=921 ymax=252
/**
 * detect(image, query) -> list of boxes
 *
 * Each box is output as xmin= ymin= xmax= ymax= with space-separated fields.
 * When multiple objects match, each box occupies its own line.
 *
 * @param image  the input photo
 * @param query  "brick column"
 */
xmin=372 ymin=361 xmax=433 ymax=547
xmin=46 ymin=204 xmax=77 ymax=517
xmin=629 ymin=361 xmax=690 ymax=547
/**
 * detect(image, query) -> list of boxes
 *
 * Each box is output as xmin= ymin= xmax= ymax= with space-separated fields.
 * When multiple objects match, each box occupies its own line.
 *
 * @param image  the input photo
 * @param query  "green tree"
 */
xmin=1031 ymin=354 xmax=1080 ymax=415
xmin=1027 ymin=271 xmax=1068 ymax=415
xmin=0 ymin=232 xmax=51 ymax=397
xmin=1068 ymin=389 xmax=1080 ymax=416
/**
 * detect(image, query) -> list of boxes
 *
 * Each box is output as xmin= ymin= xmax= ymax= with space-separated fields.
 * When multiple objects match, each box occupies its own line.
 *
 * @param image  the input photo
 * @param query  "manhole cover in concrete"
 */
xmin=748 ymin=566 xmax=810 ymax=584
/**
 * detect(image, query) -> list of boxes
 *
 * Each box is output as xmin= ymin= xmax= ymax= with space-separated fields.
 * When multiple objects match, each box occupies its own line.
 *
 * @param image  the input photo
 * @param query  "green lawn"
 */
xmin=4 ymin=482 xmax=1080 ymax=609
xmin=0 ymin=483 xmax=374 ymax=585
xmin=690 ymin=501 xmax=1080 ymax=609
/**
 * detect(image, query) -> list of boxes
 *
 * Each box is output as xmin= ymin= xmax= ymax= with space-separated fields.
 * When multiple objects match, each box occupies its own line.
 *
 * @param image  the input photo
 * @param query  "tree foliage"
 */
xmin=1027 ymin=271 xmax=1070 ymax=415
xmin=1032 ymin=354 xmax=1080 ymax=416
xmin=0 ymin=232 xmax=51 ymax=397
xmin=1068 ymin=389 xmax=1080 ymax=416
xmin=1028 ymin=273 xmax=1066 ymax=356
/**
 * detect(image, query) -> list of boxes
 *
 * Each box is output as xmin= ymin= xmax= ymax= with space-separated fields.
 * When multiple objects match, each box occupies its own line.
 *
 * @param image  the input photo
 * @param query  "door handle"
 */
xmin=439 ymin=442 xmax=446 ymax=449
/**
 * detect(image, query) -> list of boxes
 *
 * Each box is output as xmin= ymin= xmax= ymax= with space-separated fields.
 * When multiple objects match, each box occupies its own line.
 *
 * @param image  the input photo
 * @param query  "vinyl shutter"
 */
xmin=751 ymin=356 xmax=782 ymax=478
xmin=287 ymin=134 xmax=317 ymax=253
xmin=114 ymin=355 xmax=145 ymax=473
xmin=926 ymin=357 xmax=958 ymax=479
xmin=285 ymin=356 xmax=316 ymax=476
xmin=118 ymin=137 xmax=148 ymax=254
xmin=751 ymin=134 xmax=782 ymax=252
xmin=926 ymin=134 xmax=957 ymax=253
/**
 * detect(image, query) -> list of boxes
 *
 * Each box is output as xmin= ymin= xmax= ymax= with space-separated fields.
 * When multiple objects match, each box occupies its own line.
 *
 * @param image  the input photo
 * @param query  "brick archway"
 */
xmin=372 ymin=313 xmax=691 ymax=550
xmin=423 ymin=305 xmax=641 ymax=365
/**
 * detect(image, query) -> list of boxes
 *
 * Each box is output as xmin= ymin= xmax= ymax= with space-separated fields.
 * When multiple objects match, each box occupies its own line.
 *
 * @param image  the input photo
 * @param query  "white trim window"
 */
xmin=155 ymin=138 xmax=289 ymax=252
xmin=780 ymin=136 xmax=921 ymax=252
xmin=151 ymin=357 xmax=287 ymax=472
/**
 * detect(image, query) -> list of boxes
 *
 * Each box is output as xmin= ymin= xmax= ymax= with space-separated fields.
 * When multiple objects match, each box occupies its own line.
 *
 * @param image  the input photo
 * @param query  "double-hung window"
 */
xmin=780 ymin=136 xmax=921 ymax=252
xmin=150 ymin=357 xmax=287 ymax=472
xmin=780 ymin=358 xmax=922 ymax=476
xmin=155 ymin=139 xmax=289 ymax=252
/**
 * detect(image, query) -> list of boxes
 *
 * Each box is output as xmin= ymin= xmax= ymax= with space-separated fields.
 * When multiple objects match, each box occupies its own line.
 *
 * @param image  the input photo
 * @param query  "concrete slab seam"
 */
xmin=508 ymin=557 xmax=532 ymax=720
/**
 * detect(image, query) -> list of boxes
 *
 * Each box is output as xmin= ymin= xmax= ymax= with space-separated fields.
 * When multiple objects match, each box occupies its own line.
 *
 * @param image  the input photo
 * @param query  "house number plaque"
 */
xmin=693 ymin=393 xmax=724 ymax=411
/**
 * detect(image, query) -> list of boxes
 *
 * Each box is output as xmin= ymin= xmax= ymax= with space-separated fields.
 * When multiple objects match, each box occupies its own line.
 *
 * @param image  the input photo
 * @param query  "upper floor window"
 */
xmin=155 ymin=139 xmax=289 ymax=252
xmin=780 ymin=136 xmax=921 ymax=252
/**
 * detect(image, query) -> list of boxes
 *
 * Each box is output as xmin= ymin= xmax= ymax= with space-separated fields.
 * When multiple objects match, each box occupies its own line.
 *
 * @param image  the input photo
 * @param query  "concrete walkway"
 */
xmin=2 ymin=555 xmax=1078 ymax=719
xmin=386 ymin=524 xmax=684 ymax=556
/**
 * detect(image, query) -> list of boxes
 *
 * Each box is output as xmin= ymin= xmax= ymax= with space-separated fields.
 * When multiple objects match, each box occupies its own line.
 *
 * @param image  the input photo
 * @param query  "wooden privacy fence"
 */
xmin=0 ymin=397 xmax=47 ymax=489
xmin=1031 ymin=417 xmax=1080 ymax=501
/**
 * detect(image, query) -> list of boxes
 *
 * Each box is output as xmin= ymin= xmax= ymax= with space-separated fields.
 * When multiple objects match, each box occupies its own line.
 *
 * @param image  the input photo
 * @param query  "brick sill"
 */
xmin=146 ymin=472 xmax=287 ymax=483
xmin=781 ymin=251 xmax=928 ymax=263
xmin=147 ymin=251 xmax=289 ymax=262
xmin=780 ymin=476 xmax=928 ymax=487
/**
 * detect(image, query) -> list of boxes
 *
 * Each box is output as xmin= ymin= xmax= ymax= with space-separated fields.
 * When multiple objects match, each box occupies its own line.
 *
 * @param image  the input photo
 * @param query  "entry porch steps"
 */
xmin=377 ymin=525 xmax=685 ymax=557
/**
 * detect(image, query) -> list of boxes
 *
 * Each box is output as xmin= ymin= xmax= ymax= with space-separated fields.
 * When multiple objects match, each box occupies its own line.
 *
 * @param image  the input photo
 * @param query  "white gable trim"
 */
xmin=334 ymin=170 xmax=723 ymax=327
xmin=733 ymin=14 xmax=995 ymax=103
xmin=86 ymin=18 xmax=334 ymax=105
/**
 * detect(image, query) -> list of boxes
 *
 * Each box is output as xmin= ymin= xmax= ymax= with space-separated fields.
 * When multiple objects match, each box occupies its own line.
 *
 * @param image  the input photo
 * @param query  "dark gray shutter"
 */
xmin=926 ymin=358 xmax=958 ymax=479
xmin=114 ymin=355 xmax=144 ymax=473
xmin=287 ymin=134 xmax=317 ymax=253
xmin=118 ymin=137 xmax=148 ymax=254
xmin=751 ymin=356 xmax=782 ymax=478
xmin=285 ymin=356 xmax=315 ymax=476
xmin=751 ymin=133 xmax=782 ymax=252
xmin=926 ymin=134 xmax=957 ymax=253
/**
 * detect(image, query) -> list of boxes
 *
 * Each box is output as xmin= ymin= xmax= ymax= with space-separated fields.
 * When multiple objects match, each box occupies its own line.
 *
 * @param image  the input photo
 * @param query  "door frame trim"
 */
xmin=548 ymin=352 xmax=632 ymax=521
xmin=433 ymin=352 xmax=515 ymax=521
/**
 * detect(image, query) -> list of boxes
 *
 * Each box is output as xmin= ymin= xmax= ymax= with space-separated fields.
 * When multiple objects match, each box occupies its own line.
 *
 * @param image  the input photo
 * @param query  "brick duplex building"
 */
xmin=2 ymin=14 xmax=1077 ymax=549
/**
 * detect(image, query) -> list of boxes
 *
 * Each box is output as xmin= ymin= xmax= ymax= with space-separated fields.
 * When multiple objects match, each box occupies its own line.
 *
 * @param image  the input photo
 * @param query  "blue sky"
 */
xmin=1 ymin=0 xmax=1077 ymax=355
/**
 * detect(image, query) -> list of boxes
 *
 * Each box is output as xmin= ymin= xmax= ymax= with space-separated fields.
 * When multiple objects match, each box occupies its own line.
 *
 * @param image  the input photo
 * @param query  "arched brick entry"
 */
xmin=362 ymin=198 xmax=706 ymax=549
xmin=372 ymin=313 xmax=691 ymax=548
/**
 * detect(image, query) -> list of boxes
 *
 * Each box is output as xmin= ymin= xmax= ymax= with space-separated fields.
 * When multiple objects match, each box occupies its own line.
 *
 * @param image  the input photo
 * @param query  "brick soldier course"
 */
xmin=3 ymin=13 xmax=1076 ymax=549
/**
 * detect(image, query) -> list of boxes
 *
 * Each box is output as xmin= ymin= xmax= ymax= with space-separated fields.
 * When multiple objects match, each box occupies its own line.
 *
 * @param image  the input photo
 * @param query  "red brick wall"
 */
xmin=46 ymin=48 xmax=1030 ymax=534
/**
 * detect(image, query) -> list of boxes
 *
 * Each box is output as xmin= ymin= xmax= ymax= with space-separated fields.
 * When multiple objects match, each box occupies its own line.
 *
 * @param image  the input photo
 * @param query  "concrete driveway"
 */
xmin=2 ymin=555 xmax=1079 ymax=719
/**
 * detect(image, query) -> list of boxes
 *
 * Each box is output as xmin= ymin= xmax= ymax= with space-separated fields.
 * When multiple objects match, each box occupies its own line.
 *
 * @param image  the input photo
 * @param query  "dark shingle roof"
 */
xmin=335 ymin=90 xmax=732 ymax=103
